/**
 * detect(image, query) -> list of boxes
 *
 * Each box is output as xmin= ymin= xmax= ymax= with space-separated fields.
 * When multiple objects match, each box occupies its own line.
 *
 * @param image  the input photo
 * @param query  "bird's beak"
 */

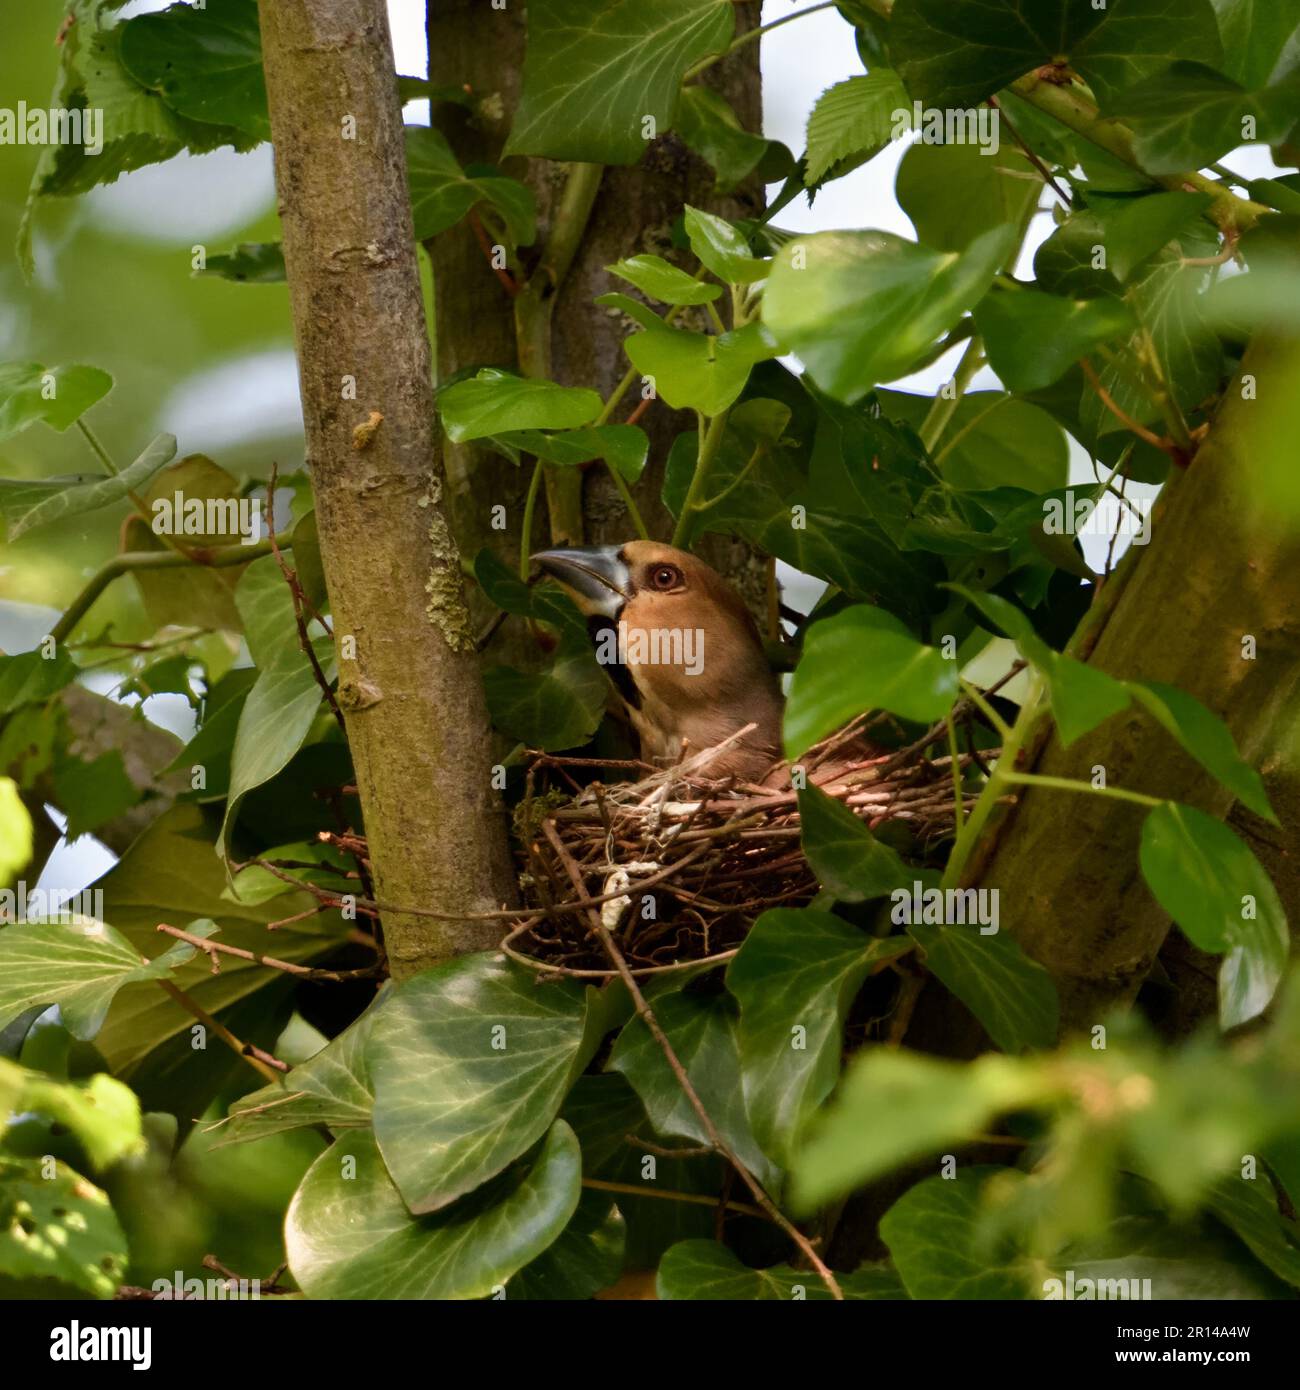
xmin=533 ymin=545 xmax=630 ymax=619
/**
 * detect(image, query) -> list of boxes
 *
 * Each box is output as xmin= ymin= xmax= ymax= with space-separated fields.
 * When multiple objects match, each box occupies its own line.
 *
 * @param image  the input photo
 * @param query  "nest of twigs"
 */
xmin=502 ymin=718 xmax=987 ymax=980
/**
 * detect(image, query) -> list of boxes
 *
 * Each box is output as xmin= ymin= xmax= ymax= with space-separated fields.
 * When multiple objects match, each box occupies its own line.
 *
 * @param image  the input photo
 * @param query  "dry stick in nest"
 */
xmin=542 ymin=820 xmax=844 ymax=1300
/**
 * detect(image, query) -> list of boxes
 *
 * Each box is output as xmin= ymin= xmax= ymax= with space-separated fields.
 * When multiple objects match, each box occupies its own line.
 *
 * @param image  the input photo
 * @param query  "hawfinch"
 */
xmin=534 ymin=541 xmax=785 ymax=783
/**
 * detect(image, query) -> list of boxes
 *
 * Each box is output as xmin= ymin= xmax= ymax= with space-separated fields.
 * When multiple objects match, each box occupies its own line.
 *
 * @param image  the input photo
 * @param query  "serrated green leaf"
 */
xmin=804 ymin=71 xmax=908 ymax=186
xmin=194 ymin=241 xmax=285 ymax=283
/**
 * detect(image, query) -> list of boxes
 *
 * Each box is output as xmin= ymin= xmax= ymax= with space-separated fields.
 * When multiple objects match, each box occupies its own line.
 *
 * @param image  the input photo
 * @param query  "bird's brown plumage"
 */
xmin=534 ymin=542 xmax=785 ymax=783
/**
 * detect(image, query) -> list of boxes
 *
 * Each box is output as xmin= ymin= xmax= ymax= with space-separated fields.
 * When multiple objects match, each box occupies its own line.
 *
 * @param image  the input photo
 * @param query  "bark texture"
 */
xmin=258 ymin=0 xmax=516 ymax=978
xmin=425 ymin=0 xmax=769 ymax=653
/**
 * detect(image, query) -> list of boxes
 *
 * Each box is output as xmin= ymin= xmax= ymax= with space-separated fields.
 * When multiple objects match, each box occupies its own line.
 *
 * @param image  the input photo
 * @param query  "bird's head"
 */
xmin=533 ymin=541 xmax=783 ymax=775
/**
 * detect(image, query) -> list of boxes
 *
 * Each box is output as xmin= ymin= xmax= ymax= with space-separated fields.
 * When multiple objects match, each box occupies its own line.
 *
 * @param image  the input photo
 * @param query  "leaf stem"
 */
xmin=1003 ymin=771 xmax=1162 ymax=809
xmin=946 ymin=711 xmax=966 ymax=831
xmin=671 ymin=410 xmax=730 ymax=549
xmin=519 ymin=457 xmax=544 ymax=580
xmin=919 ymin=336 xmax=985 ymax=454
xmin=50 ymin=535 xmax=291 ymax=645
xmin=684 ymin=1 xmax=838 ymax=80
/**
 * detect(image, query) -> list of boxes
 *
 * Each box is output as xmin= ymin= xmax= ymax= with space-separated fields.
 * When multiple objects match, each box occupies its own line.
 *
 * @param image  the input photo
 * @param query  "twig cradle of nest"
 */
xmin=507 ymin=719 xmax=989 ymax=979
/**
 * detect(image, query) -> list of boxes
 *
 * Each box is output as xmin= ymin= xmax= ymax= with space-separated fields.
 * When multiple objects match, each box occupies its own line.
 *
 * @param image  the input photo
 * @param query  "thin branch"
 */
xmin=154 ymin=979 xmax=283 ymax=1083
xmin=156 ymin=923 xmax=383 ymax=983
xmin=544 ymin=820 xmax=843 ymax=1300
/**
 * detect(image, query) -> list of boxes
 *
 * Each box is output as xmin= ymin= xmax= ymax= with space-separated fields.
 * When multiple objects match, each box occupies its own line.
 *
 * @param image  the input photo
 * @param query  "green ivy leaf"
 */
xmin=505 ymin=0 xmax=734 ymax=163
xmin=496 ymin=425 xmax=649 ymax=483
xmin=439 ymin=369 xmax=602 ymax=442
xmin=907 ymin=919 xmax=1059 ymax=1052
xmin=657 ymin=1238 xmax=906 ymax=1299
xmin=194 ymin=241 xmax=286 ymax=283
xmin=676 ymin=86 xmax=785 ymax=193
xmin=1140 ymin=802 xmax=1289 ymax=1029
xmin=621 ymin=320 xmax=779 ymax=415
xmin=504 ymin=1192 xmax=626 ymax=1299
xmin=0 ymin=1156 xmax=128 ymax=1298
xmin=0 ymin=1058 xmax=142 ymax=1171
xmin=889 ymin=0 xmax=1223 ymax=110
xmin=976 ymin=289 xmax=1136 ymax=393
xmin=0 ymin=432 xmax=175 ymax=543
xmin=785 ymin=605 xmax=959 ymax=758
xmin=1206 ymin=1176 xmax=1300 ymax=1288
xmin=215 ymin=995 xmax=381 ymax=1145
xmin=0 ymin=780 xmax=32 ymax=885
xmin=763 ymin=227 xmax=1011 ymax=402
xmin=0 ymin=916 xmax=209 ymax=1041
xmin=369 ymin=955 xmax=602 ymax=1213
xmin=1111 ymin=62 xmax=1259 ymax=174
xmin=0 ymin=648 xmax=80 ymax=718
xmin=482 ymin=634 xmax=608 ymax=751
xmin=0 ymin=362 xmax=114 ymax=442
xmin=607 ymin=989 xmax=779 ymax=1191
xmin=789 ymin=1051 xmax=1051 ymax=1212
xmin=683 ymin=205 xmax=768 ymax=284
xmin=1090 ymin=190 xmax=1215 ymax=282
xmin=727 ymin=907 xmax=911 ymax=1167
xmin=406 ymin=127 xmax=536 ymax=246
xmin=119 ymin=0 xmax=270 ymax=139
xmin=51 ymin=749 xmax=140 ymax=842
xmin=880 ymin=1166 xmax=1036 ymax=1298
xmin=804 ymin=70 xmax=909 ymax=186
xmin=606 ymin=254 xmax=722 ymax=305
xmin=897 ymin=141 xmax=1039 ymax=253
xmin=1128 ymin=681 xmax=1275 ymax=823
xmin=796 ymin=786 xmax=919 ymax=903
xmin=285 ymin=1122 xmax=582 ymax=1299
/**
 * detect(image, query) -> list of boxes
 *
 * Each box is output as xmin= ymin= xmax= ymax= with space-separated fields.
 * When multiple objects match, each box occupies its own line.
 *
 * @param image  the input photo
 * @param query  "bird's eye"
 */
xmin=649 ymin=564 xmax=681 ymax=591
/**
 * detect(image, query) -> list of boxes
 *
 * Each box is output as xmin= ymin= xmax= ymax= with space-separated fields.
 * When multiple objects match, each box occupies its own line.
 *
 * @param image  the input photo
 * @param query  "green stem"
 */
xmin=76 ymin=420 xmax=118 ymax=475
xmin=606 ymin=464 xmax=650 ymax=541
xmin=919 ymin=336 xmax=985 ymax=454
xmin=595 ymin=304 xmax=689 ymax=425
xmin=519 ymin=458 xmax=544 ymax=580
xmin=1004 ymin=771 xmax=1162 ymax=809
xmin=50 ymin=536 xmax=290 ymax=646
xmin=684 ymin=1 xmax=837 ymax=80
xmin=514 ymin=161 xmax=605 ymax=546
xmin=671 ymin=411 xmax=730 ymax=549
xmin=941 ymin=673 xmax=1044 ymax=891
xmin=959 ymin=678 xmax=1013 ymax=740
xmin=946 ymin=711 xmax=966 ymax=831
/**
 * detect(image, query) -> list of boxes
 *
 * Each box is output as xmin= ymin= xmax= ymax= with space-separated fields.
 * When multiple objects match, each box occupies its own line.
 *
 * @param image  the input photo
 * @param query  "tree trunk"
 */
xmin=425 ymin=0 xmax=769 ymax=643
xmin=921 ymin=338 xmax=1300 ymax=1041
xmin=258 ymin=0 xmax=516 ymax=979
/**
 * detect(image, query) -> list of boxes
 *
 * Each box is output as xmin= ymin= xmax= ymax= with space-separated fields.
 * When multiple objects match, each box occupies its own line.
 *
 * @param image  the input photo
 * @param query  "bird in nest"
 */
xmin=534 ymin=540 xmax=878 ymax=787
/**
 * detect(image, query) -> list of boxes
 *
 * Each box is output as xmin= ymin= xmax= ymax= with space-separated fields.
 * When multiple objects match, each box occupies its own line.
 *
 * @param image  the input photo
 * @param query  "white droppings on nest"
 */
xmin=599 ymin=861 xmax=662 ymax=931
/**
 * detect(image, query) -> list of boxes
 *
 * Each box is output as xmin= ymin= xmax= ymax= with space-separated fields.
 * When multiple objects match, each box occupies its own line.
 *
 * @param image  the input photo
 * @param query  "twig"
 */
xmin=156 ymin=923 xmax=384 ymax=983
xmin=581 ymin=1177 xmax=766 ymax=1221
xmin=154 ymin=979 xmax=284 ymax=1083
xmin=545 ymin=821 xmax=843 ymax=1299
